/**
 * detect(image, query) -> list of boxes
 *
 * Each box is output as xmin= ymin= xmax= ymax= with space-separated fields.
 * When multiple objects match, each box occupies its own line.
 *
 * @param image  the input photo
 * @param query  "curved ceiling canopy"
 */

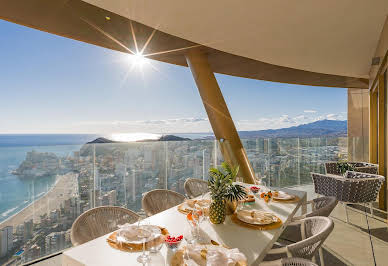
xmin=2 ymin=0 xmax=386 ymax=88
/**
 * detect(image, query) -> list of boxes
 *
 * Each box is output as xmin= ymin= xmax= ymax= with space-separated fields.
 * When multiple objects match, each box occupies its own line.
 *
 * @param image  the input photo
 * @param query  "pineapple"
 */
xmin=208 ymin=162 xmax=247 ymax=224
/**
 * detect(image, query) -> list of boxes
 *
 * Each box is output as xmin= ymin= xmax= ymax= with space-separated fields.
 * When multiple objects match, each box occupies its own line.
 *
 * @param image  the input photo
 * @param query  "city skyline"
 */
xmin=0 ymin=20 xmax=347 ymax=134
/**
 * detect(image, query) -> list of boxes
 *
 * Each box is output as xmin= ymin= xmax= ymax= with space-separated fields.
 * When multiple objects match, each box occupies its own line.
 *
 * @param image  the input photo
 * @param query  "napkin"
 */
xmin=236 ymin=210 xmax=277 ymax=225
xmin=184 ymin=244 xmax=247 ymax=266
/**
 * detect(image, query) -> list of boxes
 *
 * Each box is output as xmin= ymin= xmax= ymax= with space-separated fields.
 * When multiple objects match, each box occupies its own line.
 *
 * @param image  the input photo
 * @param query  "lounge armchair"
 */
xmin=311 ymin=171 xmax=384 ymax=222
xmin=325 ymin=162 xmax=378 ymax=176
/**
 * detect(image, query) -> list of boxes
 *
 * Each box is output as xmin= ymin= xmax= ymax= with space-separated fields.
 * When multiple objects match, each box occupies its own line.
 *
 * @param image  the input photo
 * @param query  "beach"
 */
xmin=0 ymin=172 xmax=78 ymax=229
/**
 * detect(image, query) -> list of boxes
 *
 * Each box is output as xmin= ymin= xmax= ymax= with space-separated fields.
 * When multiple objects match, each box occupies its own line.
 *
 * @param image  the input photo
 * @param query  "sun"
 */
xmin=127 ymin=53 xmax=148 ymax=68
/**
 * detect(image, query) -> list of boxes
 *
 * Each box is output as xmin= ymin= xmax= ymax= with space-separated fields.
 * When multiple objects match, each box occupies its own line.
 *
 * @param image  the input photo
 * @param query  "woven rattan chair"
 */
xmin=312 ymin=171 xmax=384 ymax=223
xmin=260 ymin=257 xmax=318 ymax=266
xmin=325 ymin=162 xmax=378 ymax=176
xmin=263 ymin=217 xmax=334 ymax=266
xmin=281 ymin=196 xmax=337 ymax=239
xmin=280 ymin=197 xmax=337 ymax=266
xmin=70 ymin=206 xmax=140 ymax=246
xmin=184 ymin=178 xmax=208 ymax=198
xmin=142 ymin=189 xmax=186 ymax=216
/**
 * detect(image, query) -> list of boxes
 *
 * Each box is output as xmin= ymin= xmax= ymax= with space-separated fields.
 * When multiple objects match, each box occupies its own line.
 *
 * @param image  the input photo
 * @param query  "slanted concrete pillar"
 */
xmin=185 ymin=49 xmax=255 ymax=183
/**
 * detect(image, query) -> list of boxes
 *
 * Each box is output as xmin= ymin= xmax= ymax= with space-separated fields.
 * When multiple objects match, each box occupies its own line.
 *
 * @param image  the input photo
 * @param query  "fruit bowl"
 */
xmin=165 ymin=235 xmax=183 ymax=251
xmin=250 ymin=186 xmax=260 ymax=194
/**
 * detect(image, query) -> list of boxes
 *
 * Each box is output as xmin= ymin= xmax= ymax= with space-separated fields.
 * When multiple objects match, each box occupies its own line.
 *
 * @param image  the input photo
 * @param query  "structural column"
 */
xmin=185 ymin=49 xmax=255 ymax=183
xmin=369 ymin=90 xmax=378 ymax=164
xmin=378 ymin=75 xmax=386 ymax=210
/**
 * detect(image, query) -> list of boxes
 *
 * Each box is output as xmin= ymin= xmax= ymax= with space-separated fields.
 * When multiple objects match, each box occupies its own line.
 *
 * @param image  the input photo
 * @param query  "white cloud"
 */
xmin=65 ymin=113 xmax=346 ymax=134
xmin=304 ymin=110 xmax=317 ymax=113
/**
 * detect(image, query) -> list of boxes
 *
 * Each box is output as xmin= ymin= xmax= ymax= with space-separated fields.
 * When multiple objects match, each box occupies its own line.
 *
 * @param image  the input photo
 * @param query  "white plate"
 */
xmin=116 ymin=225 xmax=161 ymax=244
xmin=273 ymin=191 xmax=295 ymax=200
xmin=236 ymin=210 xmax=278 ymax=225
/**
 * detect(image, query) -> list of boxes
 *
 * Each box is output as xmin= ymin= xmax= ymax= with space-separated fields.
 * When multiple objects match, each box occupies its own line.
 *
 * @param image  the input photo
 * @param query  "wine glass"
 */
xmin=136 ymin=218 xmax=152 ymax=264
xmin=193 ymin=204 xmax=204 ymax=242
xmin=186 ymin=211 xmax=198 ymax=244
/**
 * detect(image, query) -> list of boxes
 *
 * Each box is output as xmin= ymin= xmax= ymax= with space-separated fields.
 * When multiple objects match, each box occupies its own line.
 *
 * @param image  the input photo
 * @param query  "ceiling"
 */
xmin=83 ymin=0 xmax=388 ymax=79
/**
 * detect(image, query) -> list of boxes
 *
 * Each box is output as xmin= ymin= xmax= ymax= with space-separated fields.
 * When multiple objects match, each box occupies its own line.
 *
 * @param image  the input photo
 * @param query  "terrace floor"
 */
xmin=33 ymin=185 xmax=387 ymax=266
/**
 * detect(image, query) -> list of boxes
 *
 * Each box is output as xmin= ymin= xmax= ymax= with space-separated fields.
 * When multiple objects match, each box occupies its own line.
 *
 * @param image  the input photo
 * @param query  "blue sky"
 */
xmin=0 ymin=20 xmax=347 ymax=134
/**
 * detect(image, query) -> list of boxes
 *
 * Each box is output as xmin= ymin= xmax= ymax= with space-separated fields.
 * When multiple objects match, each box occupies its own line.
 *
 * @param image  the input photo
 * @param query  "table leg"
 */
xmin=301 ymin=194 xmax=307 ymax=215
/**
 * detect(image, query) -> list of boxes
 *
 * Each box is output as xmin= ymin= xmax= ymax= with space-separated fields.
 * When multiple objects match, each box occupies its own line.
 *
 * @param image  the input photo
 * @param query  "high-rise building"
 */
xmin=45 ymin=232 xmax=65 ymax=254
xmin=23 ymin=219 xmax=33 ymax=240
xmin=0 ymin=226 xmax=13 ymax=257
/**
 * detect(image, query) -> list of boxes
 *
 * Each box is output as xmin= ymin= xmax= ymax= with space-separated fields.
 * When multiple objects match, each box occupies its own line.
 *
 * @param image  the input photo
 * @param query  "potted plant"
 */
xmin=336 ymin=161 xmax=355 ymax=176
xmin=208 ymin=162 xmax=247 ymax=224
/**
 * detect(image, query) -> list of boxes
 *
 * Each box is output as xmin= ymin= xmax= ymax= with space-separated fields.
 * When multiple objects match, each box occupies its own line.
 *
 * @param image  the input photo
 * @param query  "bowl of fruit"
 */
xmin=250 ymin=186 xmax=260 ymax=194
xmin=165 ymin=235 xmax=183 ymax=251
xmin=260 ymin=191 xmax=273 ymax=203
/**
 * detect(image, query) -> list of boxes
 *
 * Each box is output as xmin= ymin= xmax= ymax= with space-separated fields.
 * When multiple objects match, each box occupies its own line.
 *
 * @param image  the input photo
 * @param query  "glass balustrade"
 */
xmin=0 ymin=137 xmax=348 ymax=264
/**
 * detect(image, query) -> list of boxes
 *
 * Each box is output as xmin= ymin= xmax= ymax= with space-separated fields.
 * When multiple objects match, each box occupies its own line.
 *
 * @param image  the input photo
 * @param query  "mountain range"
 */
xmin=238 ymin=119 xmax=347 ymax=138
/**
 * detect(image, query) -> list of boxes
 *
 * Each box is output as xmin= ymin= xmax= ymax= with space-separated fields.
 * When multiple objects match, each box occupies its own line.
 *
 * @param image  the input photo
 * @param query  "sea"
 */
xmin=0 ymin=133 xmax=213 ymax=223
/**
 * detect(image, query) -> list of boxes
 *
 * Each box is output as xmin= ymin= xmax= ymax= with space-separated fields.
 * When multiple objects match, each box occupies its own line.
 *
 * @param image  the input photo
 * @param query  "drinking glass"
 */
xmin=186 ymin=211 xmax=198 ymax=244
xmin=193 ymin=205 xmax=204 ymax=242
xmin=136 ymin=219 xmax=152 ymax=264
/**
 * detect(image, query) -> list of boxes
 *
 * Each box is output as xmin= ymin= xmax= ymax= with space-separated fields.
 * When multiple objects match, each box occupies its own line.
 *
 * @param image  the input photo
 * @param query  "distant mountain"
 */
xmin=87 ymin=137 xmax=118 ymax=144
xmin=239 ymin=120 xmax=347 ymax=138
xmin=87 ymin=135 xmax=191 ymax=144
xmin=158 ymin=135 xmax=191 ymax=141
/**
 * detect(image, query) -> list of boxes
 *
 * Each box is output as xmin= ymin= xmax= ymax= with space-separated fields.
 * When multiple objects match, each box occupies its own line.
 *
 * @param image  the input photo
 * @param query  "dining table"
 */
xmin=62 ymin=186 xmax=307 ymax=266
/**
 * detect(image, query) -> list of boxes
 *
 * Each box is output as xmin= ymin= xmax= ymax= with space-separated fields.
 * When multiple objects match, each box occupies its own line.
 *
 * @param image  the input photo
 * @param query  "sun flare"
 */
xmin=127 ymin=53 xmax=148 ymax=68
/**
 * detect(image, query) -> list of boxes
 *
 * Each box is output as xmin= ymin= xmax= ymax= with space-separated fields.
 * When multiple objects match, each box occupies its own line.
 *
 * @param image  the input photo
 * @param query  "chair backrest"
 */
xmin=142 ymin=189 xmax=186 ymax=216
xmin=325 ymin=162 xmax=378 ymax=176
xmin=184 ymin=178 xmax=208 ymax=198
xmin=286 ymin=217 xmax=334 ymax=260
xmin=311 ymin=172 xmax=384 ymax=203
xmin=324 ymin=162 xmax=341 ymax=175
xmin=70 ymin=206 xmax=139 ymax=246
xmin=281 ymin=258 xmax=318 ymax=266
xmin=307 ymin=196 xmax=338 ymax=218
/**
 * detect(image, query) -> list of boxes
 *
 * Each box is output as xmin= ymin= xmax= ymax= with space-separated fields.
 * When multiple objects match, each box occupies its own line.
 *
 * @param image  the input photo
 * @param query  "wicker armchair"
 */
xmin=70 ymin=206 xmax=140 ymax=246
xmin=142 ymin=189 xmax=186 ymax=216
xmin=325 ymin=162 xmax=378 ymax=176
xmin=263 ymin=217 xmax=334 ymax=266
xmin=260 ymin=257 xmax=318 ymax=266
xmin=184 ymin=178 xmax=208 ymax=198
xmin=311 ymin=171 xmax=384 ymax=222
xmin=281 ymin=196 xmax=337 ymax=239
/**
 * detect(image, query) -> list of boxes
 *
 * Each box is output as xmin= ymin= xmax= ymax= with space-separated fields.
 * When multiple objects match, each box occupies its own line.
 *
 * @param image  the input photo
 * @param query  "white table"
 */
xmin=63 ymin=187 xmax=306 ymax=266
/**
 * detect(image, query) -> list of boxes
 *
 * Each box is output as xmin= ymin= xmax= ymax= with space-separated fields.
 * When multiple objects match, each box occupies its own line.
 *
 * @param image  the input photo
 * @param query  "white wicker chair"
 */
xmin=142 ymin=189 xmax=186 ymax=216
xmin=280 ymin=197 xmax=337 ymax=266
xmin=70 ymin=206 xmax=140 ymax=246
xmin=263 ymin=217 xmax=334 ymax=265
xmin=184 ymin=178 xmax=208 ymax=198
xmin=260 ymin=257 xmax=318 ymax=266
xmin=312 ymin=171 xmax=384 ymax=223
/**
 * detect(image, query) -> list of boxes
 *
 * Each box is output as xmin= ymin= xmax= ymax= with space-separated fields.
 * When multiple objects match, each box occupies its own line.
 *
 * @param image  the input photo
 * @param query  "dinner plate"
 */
xmin=272 ymin=191 xmax=295 ymax=200
xmin=236 ymin=210 xmax=278 ymax=225
xmin=178 ymin=199 xmax=210 ymax=213
xmin=116 ymin=225 xmax=161 ymax=245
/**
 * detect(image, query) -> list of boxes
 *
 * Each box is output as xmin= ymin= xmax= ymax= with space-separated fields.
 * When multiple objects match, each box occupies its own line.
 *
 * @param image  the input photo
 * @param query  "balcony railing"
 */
xmin=0 ymin=137 xmax=347 ymax=265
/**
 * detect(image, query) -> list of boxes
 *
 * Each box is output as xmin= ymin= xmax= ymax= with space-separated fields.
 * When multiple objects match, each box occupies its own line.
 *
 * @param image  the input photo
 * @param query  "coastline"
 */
xmin=0 ymin=173 xmax=78 ymax=229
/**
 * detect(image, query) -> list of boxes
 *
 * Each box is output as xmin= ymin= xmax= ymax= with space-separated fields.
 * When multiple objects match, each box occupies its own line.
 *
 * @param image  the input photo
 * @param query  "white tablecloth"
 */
xmin=62 ymin=187 xmax=306 ymax=266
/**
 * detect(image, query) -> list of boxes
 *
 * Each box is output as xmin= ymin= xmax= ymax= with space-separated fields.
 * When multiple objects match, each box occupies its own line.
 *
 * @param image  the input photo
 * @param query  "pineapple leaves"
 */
xmin=208 ymin=162 xmax=247 ymax=202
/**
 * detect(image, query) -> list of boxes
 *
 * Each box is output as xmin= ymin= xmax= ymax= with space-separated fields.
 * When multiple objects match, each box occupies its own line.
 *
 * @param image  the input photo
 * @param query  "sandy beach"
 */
xmin=0 ymin=172 xmax=78 ymax=229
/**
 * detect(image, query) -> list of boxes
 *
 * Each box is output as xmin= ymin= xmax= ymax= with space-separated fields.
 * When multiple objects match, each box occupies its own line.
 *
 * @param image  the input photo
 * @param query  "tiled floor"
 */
xmin=34 ymin=185 xmax=388 ymax=266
